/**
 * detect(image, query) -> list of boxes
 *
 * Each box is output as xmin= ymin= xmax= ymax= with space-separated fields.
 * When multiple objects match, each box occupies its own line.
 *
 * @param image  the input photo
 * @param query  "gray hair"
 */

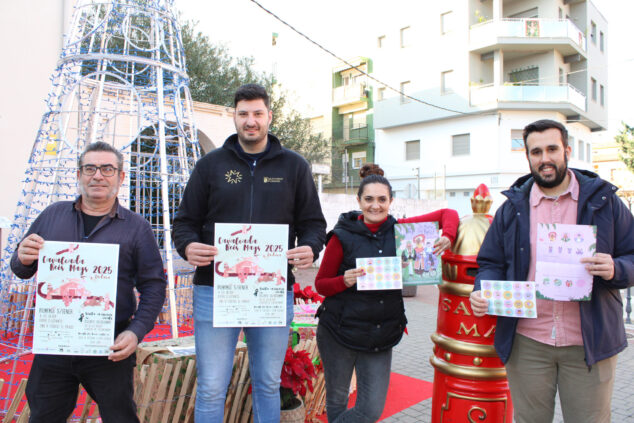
xmin=78 ymin=142 xmax=124 ymax=171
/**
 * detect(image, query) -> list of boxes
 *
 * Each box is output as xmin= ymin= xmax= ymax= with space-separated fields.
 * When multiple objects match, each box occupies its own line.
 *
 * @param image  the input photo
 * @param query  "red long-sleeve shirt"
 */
xmin=315 ymin=209 xmax=459 ymax=297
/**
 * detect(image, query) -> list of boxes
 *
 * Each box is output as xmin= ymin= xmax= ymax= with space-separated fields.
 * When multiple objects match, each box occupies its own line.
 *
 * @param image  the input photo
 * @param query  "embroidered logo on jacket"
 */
xmin=225 ymin=170 xmax=242 ymax=184
xmin=263 ymin=177 xmax=284 ymax=183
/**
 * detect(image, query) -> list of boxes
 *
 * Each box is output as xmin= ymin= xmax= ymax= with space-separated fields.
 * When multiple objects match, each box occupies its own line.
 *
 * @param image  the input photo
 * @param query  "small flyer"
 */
xmin=535 ymin=223 xmax=596 ymax=301
xmin=292 ymin=303 xmax=320 ymax=327
xmin=355 ymin=256 xmax=403 ymax=290
xmin=34 ymin=241 xmax=119 ymax=356
xmin=394 ymin=222 xmax=441 ymax=285
xmin=481 ymin=280 xmax=537 ymax=318
xmin=213 ymin=223 xmax=288 ymax=327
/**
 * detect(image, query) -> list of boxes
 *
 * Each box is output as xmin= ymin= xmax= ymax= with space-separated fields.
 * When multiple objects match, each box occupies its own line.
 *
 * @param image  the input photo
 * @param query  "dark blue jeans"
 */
xmin=317 ymin=325 xmax=392 ymax=423
xmin=26 ymin=353 xmax=138 ymax=423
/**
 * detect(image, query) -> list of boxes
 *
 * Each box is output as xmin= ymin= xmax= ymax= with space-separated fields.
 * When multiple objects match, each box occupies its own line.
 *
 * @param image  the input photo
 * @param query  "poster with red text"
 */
xmin=213 ymin=223 xmax=288 ymax=327
xmin=34 ymin=241 xmax=119 ymax=355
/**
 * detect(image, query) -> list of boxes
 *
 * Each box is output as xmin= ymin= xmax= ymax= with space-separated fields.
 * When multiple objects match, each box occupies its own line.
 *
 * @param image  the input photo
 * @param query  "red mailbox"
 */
xmin=430 ymin=184 xmax=513 ymax=422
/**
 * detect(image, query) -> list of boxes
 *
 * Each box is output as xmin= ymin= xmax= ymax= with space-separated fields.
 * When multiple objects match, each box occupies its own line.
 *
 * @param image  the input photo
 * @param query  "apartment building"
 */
xmin=372 ymin=0 xmax=607 ymax=216
xmin=327 ymin=57 xmax=375 ymax=193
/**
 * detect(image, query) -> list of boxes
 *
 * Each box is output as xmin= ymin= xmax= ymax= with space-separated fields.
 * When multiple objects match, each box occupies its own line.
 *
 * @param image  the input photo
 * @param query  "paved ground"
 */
xmin=295 ymin=268 xmax=634 ymax=422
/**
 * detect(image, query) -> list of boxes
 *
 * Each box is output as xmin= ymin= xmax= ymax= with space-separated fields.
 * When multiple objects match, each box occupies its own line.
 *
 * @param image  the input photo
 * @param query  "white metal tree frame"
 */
xmin=0 ymin=0 xmax=199 ymax=410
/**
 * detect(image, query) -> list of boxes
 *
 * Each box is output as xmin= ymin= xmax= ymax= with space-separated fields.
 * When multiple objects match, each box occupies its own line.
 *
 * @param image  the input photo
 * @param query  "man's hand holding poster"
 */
xmin=34 ymin=241 xmax=119 ymax=355
xmin=213 ymin=223 xmax=288 ymax=327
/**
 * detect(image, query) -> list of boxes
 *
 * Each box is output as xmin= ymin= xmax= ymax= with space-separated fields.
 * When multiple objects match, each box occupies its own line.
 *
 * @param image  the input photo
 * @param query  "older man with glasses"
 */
xmin=11 ymin=141 xmax=166 ymax=423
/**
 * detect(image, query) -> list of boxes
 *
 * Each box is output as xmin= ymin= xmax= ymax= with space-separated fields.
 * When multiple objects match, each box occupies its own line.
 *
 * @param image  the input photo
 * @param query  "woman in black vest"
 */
xmin=315 ymin=164 xmax=458 ymax=422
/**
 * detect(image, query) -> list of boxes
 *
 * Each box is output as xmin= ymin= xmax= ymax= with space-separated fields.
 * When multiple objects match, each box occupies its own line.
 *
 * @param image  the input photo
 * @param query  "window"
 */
xmin=587 ymin=144 xmax=592 ymax=163
xmin=449 ymin=191 xmax=456 ymax=197
xmin=511 ymin=130 xmax=525 ymax=151
xmin=400 ymin=81 xmax=411 ymax=104
xmin=558 ymin=8 xmax=563 ymax=19
xmin=570 ymin=136 xmax=576 ymax=157
xmin=400 ymin=26 xmax=411 ymax=48
xmin=405 ymin=140 xmax=420 ymax=160
xmin=578 ymin=140 xmax=584 ymax=161
xmin=351 ymin=151 xmax=367 ymax=169
xmin=377 ymin=87 xmax=386 ymax=101
xmin=600 ymin=85 xmax=605 ymax=106
xmin=452 ymin=134 xmax=470 ymax=156
xmin=509 ymin=66 xmax=538 ymax=85
xmin=441 ymin=11 xmax=453 ymax=34
xmin=351 ymin=112 xmax=366 ymax=128
xmin=559 ymin=68 xmax=565 ymax=85
xmin=441 ymin=70 xmax=455 ymax=94
xmin=590 ymin=21 xmax=596 ymax=44
xmin=377 ymin=35 xmax=385 ymax=48
xmin=591 ymin=78 xmax=597 ymax=101
xmin=600 ymin=31 xmax=604 ymax=52
xmin=463 ymin=191 xmax=471 ymax=197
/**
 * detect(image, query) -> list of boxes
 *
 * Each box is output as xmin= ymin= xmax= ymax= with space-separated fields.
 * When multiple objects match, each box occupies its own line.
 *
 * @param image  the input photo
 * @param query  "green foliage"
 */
xmin=615 ymin=122 xmax=634 ymax=172
xmin=268 ymin=91 xmax=329 ymax=165
xmin=180 ymin=20 xmax=329 ymax=165
xmin=181 ymin=21 xmax=266 ymax=107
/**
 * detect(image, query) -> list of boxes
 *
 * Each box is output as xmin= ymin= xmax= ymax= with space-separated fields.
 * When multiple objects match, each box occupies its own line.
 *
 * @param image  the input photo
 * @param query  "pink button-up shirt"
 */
xmin=516 ymin=170 xmax=584 ymax=346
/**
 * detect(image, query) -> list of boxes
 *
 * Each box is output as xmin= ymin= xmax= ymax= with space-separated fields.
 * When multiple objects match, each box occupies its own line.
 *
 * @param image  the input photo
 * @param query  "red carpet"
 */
xmin=318 ymin=372 xmax=433 ymax=422
xmin=0 ymin=323 xmax=192 ymax=417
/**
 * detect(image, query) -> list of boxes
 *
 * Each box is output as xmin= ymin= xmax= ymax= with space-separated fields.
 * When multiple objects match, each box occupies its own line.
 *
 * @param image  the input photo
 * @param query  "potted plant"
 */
xmin=280 ymin=346 xmax=317 ymax=422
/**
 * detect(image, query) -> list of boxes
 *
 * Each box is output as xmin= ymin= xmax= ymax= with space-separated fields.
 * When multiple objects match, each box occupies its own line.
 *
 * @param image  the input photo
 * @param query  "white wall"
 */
xmin=0 ymin=0 xmax=74 ymax=246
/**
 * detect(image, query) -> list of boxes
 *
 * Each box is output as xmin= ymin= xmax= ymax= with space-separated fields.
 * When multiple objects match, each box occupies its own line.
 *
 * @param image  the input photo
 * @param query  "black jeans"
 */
xmin=26 ymin=353 xmax=138 ymax=423
xmin=317 ymin=325 xmax=392 ymax=423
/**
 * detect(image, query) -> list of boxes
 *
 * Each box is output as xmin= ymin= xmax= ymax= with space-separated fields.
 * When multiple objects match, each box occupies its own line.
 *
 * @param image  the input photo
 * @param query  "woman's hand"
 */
xmin=433 ymin=236 xmax=452 ymax=255
xmin=343 ymin=268 xmax=365 ymax=288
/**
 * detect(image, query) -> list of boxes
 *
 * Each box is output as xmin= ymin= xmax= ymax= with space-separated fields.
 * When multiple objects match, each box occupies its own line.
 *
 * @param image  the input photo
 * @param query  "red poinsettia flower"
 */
xmin=280 ymin=346 xmax=317 ymax=410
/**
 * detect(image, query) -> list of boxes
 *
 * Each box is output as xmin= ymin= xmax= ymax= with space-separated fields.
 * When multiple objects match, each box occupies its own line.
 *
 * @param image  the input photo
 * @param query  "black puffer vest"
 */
xmin=317 ymin=211 xmax=407 ymax=352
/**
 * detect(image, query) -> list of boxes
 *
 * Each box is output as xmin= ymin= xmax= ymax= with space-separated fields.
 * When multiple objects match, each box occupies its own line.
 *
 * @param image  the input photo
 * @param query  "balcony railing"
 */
xmin=343 ymin=124 xmax=369 ymax=143
xmin=470 ymin=83 xmax=586 ymax=111
xmin=470 ymin=18 xmax=586 ymax=52
xmin=332 ymin=83 xmax=367 ymax=107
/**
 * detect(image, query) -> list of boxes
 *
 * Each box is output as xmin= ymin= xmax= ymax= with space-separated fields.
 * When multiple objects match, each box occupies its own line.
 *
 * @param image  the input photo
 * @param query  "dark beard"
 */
xmin=530 ymin=158 xmax=568 ymax=189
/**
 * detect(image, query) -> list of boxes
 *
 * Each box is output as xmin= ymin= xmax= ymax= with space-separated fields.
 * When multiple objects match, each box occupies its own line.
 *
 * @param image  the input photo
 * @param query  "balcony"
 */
xmin=341 ymin=124 xmax=369 ymax=146
xmin=470 ymin=83 xmax=586 ymax=112
xmin=332 ymin=83 xmax=368 ymax=108
xmin=470 ymin=18 xmax=586 ymax=56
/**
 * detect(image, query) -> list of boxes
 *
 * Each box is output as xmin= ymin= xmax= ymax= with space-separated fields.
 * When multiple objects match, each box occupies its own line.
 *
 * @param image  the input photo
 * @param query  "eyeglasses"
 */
xmin=80 ymin=164 xmax=118 ymax=177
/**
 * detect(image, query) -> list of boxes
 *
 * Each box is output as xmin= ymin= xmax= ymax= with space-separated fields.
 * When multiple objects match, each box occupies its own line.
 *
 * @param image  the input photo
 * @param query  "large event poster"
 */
xmin=394 ymin=222 xmax=441 ymax=285
xmin=34 ymin=241 xmax=119 ymax=355
xmin=535 ymin=223 xmax=596 ymax=301
xmin=213 ymin=223 xmax=288 ymax=327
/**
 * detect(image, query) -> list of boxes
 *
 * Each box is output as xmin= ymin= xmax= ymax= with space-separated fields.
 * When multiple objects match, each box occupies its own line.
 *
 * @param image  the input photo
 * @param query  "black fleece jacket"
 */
xmin=173 ymin=133 xmax=327 ymax=289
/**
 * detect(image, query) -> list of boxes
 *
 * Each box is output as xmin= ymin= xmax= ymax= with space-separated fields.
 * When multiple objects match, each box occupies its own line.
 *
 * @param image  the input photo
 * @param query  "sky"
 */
xmin=176 ymin=0 xmax=634 ymax=138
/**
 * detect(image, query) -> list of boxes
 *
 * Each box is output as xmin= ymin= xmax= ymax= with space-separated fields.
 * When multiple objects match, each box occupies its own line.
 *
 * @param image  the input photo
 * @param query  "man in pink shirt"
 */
xmin=470 ymin=119 xmax=634 ymax=423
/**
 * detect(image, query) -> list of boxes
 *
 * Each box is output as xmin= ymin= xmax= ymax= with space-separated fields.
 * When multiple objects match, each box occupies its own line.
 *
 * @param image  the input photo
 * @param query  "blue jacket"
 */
xmin=475 ymin=169 xmax=634 ymax=366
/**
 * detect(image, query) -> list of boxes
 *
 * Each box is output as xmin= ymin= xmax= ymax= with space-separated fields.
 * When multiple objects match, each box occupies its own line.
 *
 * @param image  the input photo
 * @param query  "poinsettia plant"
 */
xmin=280 ymin=346 xmax=317 ymax=410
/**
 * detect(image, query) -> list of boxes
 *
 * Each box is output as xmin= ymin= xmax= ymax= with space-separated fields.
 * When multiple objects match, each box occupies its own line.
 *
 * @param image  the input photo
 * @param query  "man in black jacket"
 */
xmin=173 ymin=84 xmax=326 ymax=423
xmin=12 ymin=142 xmax=166 ymax=423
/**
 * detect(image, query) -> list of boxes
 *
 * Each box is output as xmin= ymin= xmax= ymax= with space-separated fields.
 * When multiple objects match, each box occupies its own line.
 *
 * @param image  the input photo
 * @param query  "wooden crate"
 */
xmin=135 ymin=336 xmax=253 ymax=423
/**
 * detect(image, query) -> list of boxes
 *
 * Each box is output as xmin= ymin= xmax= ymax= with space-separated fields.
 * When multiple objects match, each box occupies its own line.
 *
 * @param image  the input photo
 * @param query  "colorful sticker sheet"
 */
xmin=355 ymin=256 xmax=403 ymax=290
xmin=214 ymin=223 xmax=288 ymax=327
xmin=535 ymin=223 xmax=596 ymax=301
xmin=481 ymin=280 xmax=537 ymax=318
xmin=394 ymin=222 xmax=441 ymax=285
xmin=34 ymin=241 xmax=119 ymax=355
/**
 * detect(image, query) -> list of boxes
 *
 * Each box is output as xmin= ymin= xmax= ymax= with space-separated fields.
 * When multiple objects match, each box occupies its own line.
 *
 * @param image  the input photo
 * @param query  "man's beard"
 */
xmin=530 ymin=157 xmax=568 ymax=189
